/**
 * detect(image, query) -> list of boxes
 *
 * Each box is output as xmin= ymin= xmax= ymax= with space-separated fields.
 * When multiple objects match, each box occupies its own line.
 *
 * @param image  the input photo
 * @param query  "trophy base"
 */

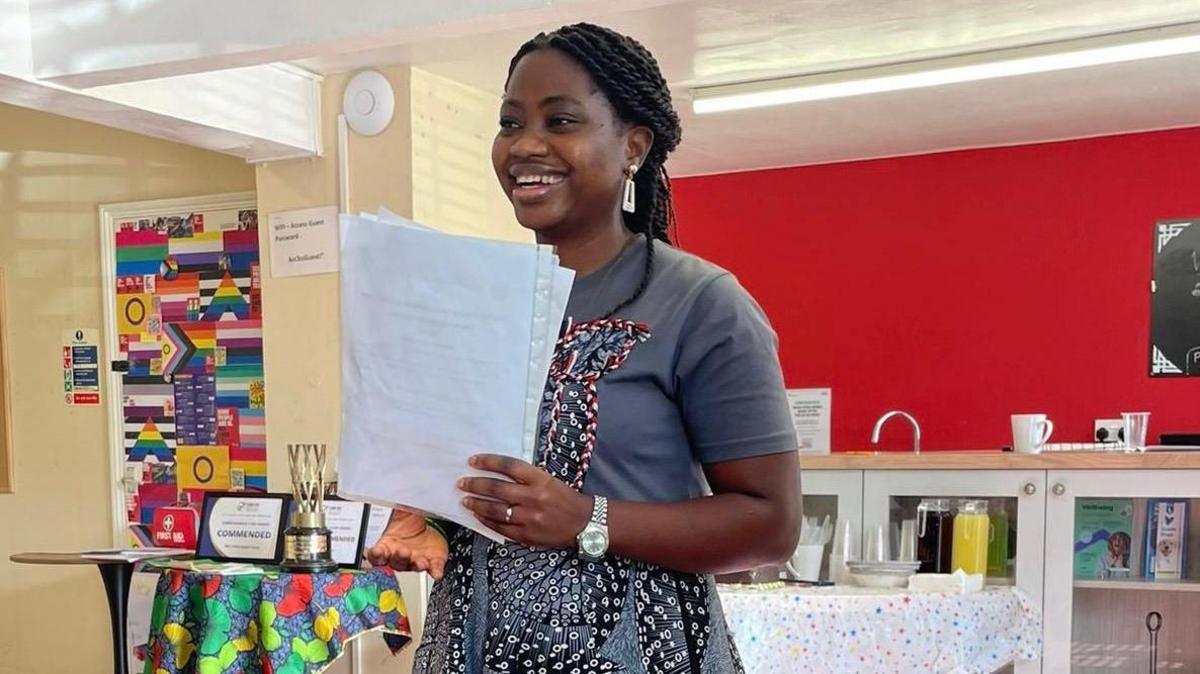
xmin=280 ymin=558 xmax=338 ymax=573
xmin=282 ymin=526 xmax=337 ymax=574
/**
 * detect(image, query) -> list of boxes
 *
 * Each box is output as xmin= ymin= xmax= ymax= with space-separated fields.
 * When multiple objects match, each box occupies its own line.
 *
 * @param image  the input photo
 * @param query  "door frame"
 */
xmin=98 ymin=191 xmax=257 ymax=543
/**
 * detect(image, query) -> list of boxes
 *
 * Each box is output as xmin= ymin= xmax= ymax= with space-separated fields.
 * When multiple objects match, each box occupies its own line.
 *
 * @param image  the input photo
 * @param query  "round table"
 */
xmin=717 ymin=584 xmax=1042 ymax=673
xmin=143 ymin=565 xmax=410 ymax=674
xmin=10 ymin=552 xmax=138 ymax=674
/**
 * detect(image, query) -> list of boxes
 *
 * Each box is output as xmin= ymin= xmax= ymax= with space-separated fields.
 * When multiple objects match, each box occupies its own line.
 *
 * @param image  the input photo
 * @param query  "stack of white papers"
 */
xmin=82 ymin=547 xmax=193 ymax=561
xmin=152 ymin=559 xmax=264 ymax=575
xmin=337 ymin=211 xmax=574 ymax=541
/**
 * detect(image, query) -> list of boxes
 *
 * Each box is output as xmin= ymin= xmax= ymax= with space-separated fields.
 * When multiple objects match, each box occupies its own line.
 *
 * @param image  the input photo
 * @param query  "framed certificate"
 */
xmin=363 ymin=504 xmax=393 ymax=557
xmin=287 ymin=496 xmax=370 ymax=568
xmin=197 ymin=492 xmax=290 ymax=563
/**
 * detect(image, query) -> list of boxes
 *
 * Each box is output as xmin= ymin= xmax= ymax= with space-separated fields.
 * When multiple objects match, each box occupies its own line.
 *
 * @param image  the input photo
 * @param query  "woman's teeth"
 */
xmin=515 ymin=175 xmax=565 ymax=186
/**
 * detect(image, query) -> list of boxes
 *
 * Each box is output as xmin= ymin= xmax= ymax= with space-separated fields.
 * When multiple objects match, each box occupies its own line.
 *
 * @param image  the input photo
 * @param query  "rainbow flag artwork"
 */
xmin=202 ymin=271 xmax=251 ymax=321
xmin=112 ymin=207 xmax=268 ymax=530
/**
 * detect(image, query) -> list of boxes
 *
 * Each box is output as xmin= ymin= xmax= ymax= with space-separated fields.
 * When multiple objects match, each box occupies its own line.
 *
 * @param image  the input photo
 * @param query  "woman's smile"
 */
xmin=508 ymin=165 xmax=569 ymax=204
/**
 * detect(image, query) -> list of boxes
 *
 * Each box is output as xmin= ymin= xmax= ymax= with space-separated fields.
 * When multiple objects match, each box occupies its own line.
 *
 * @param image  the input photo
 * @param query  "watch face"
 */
xmin=580 ymin=528 xmax=608 ymax=557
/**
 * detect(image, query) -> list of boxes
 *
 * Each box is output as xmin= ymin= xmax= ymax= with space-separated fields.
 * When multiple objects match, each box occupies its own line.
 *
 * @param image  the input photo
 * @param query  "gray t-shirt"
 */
xmin=414 ymin=236 xmax=796 ymax=674
xmin=562 ymin=234 xmax=797 ymax=501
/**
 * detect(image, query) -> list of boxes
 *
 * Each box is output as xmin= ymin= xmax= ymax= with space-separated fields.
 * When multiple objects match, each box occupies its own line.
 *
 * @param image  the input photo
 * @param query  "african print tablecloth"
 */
xmin=143 ymin=567 xmax=410 ymax=674
xmin=718 ymin=585 xmax=1041 ymax=673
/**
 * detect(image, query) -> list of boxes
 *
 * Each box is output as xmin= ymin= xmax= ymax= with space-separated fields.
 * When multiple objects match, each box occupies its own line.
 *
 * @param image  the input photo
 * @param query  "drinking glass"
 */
xmin=899 ymin=519 xmax=918 ymax=562
xmin=1122 ymin=412 xmax=1150 ymax=451
xmin=865 ymin=523 xmax=891 ymax=562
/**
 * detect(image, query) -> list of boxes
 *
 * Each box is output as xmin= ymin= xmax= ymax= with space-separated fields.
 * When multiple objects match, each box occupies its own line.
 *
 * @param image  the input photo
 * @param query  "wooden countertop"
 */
xmin=799 ymin=451 xmax=1200 ymax=470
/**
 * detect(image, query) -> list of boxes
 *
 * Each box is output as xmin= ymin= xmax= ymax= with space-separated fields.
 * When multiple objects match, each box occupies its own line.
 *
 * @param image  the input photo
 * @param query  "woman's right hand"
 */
xmin=366 ymin=522 xmax=449 ymax=580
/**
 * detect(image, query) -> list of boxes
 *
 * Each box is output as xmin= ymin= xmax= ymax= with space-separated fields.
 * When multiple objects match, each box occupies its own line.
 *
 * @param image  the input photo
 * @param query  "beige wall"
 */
xmin=411 ymin=68 xmax=526 ymax=242
xmin=255 ymin=65 xmax=524 ymax=673
xmin=254 ymin=65 xmax=420 ymax=674
xmin=257 ymin=66 xmax=415 ymax=498
xmin=0 ymin=268 xmax=12 ymax=492
xmin=0 ymin=103 xmax=255 ymax=673
xmin=0 ymin=58 xmax=520 ymax=674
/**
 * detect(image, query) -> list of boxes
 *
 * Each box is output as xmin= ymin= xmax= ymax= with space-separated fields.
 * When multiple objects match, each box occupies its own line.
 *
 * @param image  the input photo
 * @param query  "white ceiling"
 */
xmin=299 ymin=0 xmax=1200 ymax=175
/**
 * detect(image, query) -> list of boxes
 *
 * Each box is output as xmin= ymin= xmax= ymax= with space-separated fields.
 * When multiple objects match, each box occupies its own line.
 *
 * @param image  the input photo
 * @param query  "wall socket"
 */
xmin=1094 ymin=418 xmax=1123 ymax=443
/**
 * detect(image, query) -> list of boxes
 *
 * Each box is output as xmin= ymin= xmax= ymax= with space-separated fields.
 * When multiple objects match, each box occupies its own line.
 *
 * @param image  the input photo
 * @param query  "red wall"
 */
xmin=673 ymin=127 xmax=1200 ymax=451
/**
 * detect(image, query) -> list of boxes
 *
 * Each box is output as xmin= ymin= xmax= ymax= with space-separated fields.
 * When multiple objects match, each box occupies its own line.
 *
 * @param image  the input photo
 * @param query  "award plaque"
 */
xmin=281 ymin=443 xmax=337 ymax=572
xmin=196 ymin=492 xmax=289 ymax=563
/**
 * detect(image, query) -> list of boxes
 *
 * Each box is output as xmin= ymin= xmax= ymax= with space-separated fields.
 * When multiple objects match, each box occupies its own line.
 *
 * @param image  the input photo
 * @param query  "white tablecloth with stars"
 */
xmin=717 ymin=585 xmax=1042 ymax=674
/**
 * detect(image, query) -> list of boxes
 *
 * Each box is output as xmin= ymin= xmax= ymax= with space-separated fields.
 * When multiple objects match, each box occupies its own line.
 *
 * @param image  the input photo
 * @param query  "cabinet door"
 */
xmin=1043 ymin=470 xmax=1200 ymax=674
xmin=864 ymin=470 xmax=1046 ymax=674
xmin=799 ymin=470 xmax=863 ymax=578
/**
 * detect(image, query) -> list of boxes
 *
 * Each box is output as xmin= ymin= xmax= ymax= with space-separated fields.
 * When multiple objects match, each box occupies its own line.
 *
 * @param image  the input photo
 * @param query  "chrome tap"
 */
xmin=871 ymin=410 xmax=921 ymax=454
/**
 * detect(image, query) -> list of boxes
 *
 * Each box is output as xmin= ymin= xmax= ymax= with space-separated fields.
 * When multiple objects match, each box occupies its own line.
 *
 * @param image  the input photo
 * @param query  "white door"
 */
xmin=1043 ymin=469 xmax=1200 ymax=674
xmin=99 ymin=192 xmax=262 ymax=543
xmin=864 ymin=469 xmax=1046 ymax=674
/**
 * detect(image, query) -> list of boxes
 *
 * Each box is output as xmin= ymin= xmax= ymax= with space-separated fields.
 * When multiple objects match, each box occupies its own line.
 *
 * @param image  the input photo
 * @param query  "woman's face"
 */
xmin=1110 ymin=535 xmax=1127 ymax=556
xmin=492 ymin=48 xmax=649 ymax=236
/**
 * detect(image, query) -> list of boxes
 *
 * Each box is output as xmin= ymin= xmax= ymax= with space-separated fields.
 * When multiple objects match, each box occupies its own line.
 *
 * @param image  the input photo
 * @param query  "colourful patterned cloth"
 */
xmin=718 ymin=585 xmax=1042 ymax=673
xmin=143 ymin=567 xmax=410 ymax=674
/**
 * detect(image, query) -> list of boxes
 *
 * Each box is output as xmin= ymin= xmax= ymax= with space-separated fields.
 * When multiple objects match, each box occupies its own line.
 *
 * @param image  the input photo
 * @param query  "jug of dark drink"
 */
xmin=916 ymin=498 xmax=954 ymax=573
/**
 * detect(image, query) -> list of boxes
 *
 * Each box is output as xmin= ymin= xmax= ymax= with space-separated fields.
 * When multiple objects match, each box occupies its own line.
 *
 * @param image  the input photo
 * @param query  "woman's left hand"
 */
xmin=459 ymin=454 xmax=594 ymax=548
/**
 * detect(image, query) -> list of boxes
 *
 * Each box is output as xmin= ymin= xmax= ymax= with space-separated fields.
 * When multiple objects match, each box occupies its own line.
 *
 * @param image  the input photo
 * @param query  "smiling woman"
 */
xmin=367 ymin=22 xmax=802 ymax=674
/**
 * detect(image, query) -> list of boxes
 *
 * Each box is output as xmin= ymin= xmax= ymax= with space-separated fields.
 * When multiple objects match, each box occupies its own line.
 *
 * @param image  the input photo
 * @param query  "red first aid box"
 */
xmin=151 ymin=506 xmax=198 ymax=549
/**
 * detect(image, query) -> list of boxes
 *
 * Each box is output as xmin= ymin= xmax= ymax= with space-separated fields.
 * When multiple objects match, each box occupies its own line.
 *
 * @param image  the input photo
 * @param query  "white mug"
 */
xmin=1012 ymin=414 xmax=1054 ymax=454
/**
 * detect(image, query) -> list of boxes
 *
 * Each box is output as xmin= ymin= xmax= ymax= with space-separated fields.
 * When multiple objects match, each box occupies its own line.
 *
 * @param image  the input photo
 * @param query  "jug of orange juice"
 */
xmin=952 ymin=499 xmax=990 ymax=575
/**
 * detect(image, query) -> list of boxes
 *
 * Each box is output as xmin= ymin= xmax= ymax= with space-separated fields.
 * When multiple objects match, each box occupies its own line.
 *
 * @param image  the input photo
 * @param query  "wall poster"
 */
xmin=62 ymin=328 xmax=101 ymax=405
xmin=1151 ymin=218 xmax=1200 ymax=376
xmin=100 ymin=192 xmax=267 ymax=546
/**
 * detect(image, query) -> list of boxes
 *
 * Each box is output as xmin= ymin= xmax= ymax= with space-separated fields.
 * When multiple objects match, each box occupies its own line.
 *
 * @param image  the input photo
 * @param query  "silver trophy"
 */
xmin=282 ymin=443 xmax=337 ymax=572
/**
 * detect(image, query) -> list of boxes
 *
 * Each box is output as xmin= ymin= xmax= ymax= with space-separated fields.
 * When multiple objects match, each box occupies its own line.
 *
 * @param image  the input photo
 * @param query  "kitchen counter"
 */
xmin=799 ymin=450 xmax=1200 ymax=470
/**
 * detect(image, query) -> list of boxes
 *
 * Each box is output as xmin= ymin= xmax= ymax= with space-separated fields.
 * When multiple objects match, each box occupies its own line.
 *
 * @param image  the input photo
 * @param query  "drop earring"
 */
xmin=622 ymin=164 xmax=638 ymax=214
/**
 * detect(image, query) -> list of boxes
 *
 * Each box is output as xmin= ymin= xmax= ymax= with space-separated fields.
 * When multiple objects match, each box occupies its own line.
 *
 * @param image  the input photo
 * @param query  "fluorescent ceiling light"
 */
xmin=692 ymin=23 xmax=1200 ymax=114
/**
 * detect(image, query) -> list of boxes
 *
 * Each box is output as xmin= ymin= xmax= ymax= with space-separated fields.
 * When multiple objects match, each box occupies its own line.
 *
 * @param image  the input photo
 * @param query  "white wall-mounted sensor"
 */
xmin=342 ymin=70 xmax=395 ymax=136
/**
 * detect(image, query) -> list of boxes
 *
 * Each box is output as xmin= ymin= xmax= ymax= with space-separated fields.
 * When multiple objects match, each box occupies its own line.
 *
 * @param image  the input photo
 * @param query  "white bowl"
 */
xmin=850 ymin=571 xmax=912 ymax=589
xmin=846 ymin=560 xmax=920 ymax=574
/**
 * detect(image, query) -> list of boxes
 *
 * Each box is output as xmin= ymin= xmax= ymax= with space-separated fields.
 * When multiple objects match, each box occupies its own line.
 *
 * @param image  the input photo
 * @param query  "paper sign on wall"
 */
xmin=268 ymin=205 xmax=340 ymax=277
xmin=787 ymin=388 xmax=831 ymax=455
xmin=63 ymin=328 xmax=101 ymax=405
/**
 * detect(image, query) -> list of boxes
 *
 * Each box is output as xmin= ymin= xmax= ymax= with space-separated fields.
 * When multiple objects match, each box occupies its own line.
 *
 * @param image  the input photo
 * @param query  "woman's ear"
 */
xmin=625 ymin=126 xmax=653 ymax=168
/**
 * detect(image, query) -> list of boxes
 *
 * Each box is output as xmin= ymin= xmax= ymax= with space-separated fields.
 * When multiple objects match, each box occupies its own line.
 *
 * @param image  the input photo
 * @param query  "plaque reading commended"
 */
xmin=197 ymin=492 xmax=290 ymax=563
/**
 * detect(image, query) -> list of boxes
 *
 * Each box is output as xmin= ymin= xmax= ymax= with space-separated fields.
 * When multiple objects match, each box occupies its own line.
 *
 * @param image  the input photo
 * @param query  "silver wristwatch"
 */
xmin=576 ymin=495 xmax=609 ymax=560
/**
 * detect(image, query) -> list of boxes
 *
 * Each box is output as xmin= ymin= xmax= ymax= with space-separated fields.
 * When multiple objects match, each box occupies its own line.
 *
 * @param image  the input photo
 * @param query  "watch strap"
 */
xmin=590 ymin=495 xmax=608 ymax=527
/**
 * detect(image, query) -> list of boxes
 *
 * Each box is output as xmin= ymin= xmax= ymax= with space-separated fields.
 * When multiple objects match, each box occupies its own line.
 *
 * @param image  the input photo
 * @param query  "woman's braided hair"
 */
xmin=506 ymin=23 xmax=682 ymax=318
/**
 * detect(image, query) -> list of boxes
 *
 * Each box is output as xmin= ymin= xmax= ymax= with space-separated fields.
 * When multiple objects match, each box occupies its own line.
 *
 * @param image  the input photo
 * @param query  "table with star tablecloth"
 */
xmin=717 ymin=585 xmax=1042 ymax=674
xmin=142 ymin=565 xmax=410 ymax=674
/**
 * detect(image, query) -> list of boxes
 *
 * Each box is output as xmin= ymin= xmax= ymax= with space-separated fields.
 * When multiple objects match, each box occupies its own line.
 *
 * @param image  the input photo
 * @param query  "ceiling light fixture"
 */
xmin=691 ymin=23 xmax=1200 ymax=114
